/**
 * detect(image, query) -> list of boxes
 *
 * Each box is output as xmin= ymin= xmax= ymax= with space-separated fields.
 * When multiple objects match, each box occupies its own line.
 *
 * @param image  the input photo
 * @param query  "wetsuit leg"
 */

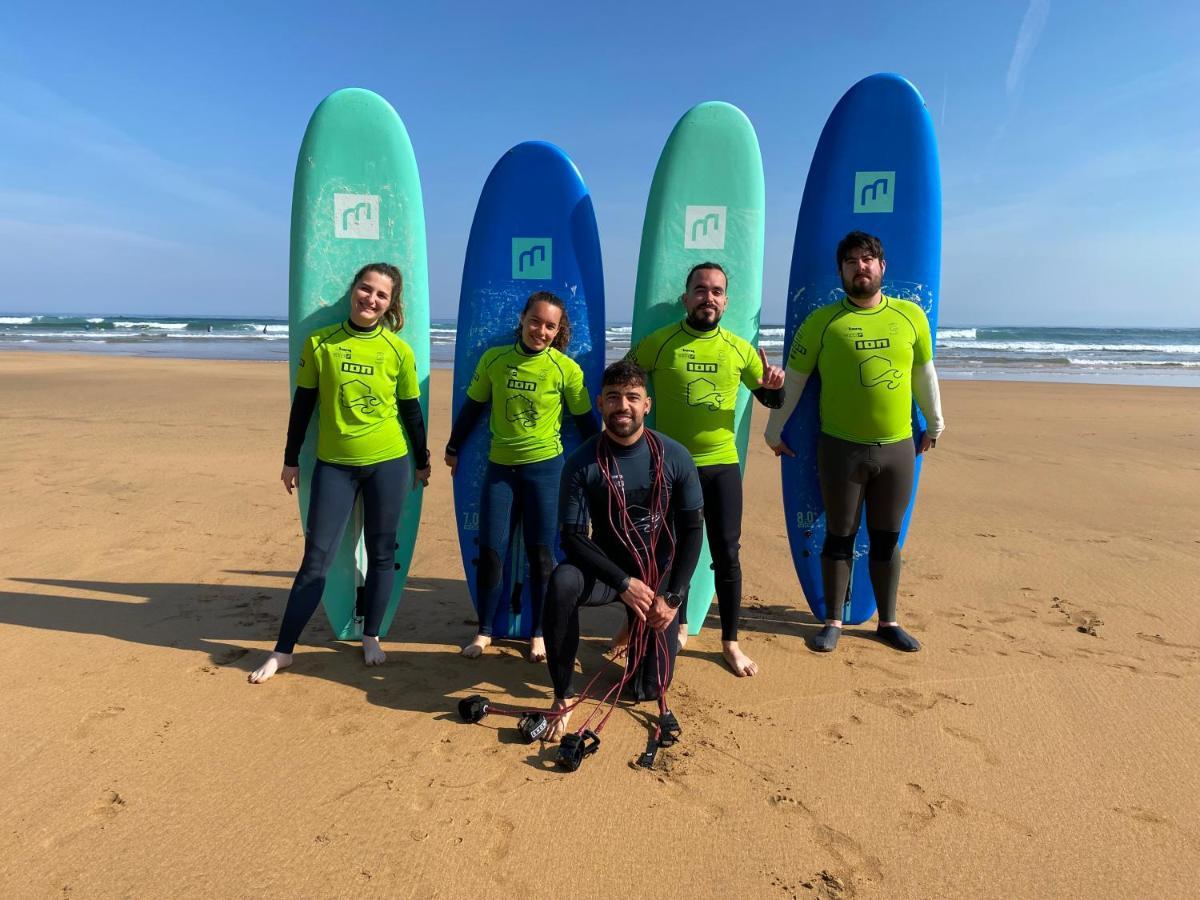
xmin=475 ymin=463 xmax=516 ymax=637
xmin=542 ymin=563 xmax=617 ymax=699
xmin=863 ymin=439 xmax=915 ymax=623
xmin=628 ymin=602 xmax=681 ymax=701
xmin=360 ymin=454 xmax=413 ymax=638
xmin=817 ymin=435 xmax=869 ymax=623
xmin=518 ymin=456 xmax=564 ymax=639
xmin=697 ymin=463 xmax=744 ymax=642
xmin=275 ymin=460 xmax=360 ymax=654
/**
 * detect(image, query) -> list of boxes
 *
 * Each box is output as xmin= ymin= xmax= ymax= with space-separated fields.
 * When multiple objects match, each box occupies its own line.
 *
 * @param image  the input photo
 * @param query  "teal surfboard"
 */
xmin=288 ymin=88 xmax=430 ymax=640
xmin=630 ymin=102 xmax=765 ymax=635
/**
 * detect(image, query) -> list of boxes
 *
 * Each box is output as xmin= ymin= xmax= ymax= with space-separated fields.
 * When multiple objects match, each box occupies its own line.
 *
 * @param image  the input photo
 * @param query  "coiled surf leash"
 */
xmin=455 ymin=431 xmax=682 ymax=772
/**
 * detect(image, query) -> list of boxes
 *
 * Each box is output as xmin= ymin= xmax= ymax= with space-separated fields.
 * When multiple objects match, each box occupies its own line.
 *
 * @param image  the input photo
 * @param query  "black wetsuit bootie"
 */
xmin=812 ymin=625 xmax=842 ymax=652
xmin=877 ymin=625 xmax=921 ymax=652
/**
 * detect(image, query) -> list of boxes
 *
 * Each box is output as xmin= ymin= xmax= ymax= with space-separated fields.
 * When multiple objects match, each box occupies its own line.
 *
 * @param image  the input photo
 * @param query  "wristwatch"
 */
xmin=662 ymin=590 xmax=684 ymax=610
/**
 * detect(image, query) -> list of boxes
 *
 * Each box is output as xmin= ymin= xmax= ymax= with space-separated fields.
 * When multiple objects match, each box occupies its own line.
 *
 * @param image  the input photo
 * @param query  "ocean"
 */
xmin=2 ymin=314 xmax=1199 ymax=387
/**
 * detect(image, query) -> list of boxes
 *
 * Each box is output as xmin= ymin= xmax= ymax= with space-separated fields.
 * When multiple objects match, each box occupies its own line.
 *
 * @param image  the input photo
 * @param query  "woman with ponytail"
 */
xmin=445 ymin=292 xmax=599 ymax=662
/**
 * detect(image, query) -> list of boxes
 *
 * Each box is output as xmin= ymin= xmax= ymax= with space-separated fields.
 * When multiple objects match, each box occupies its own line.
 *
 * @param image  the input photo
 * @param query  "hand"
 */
xmin=758 ymin=347 xmax=785 ymax=390
xmin=766 ymin=437 xmax=795 ymax=457
xmin=415 ymin=465 xmax=432 ymax=487
xmin=646 ymin=595 xmax=676 ymax=632
xmin=918 ymin=432 xmax=937 ymax=455
xmin=444 ymin=452 xmax=458 ymax=476
xmin=619 ymin=578 xmax=655 ymax=622
xmin=280 ymin=465 xmax=299 ymax=495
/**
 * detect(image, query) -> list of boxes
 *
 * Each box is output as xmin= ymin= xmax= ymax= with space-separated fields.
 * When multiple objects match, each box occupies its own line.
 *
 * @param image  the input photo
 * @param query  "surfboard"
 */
xmin=630 ymin=101 xmax=765 ymax=635
xmin=452 ymin=142 xmax=605 ymax=639
xmin=288 ymin=88 xmax=430 ymax=640
xmin=780 ymin=73 xmax=941 ymax=625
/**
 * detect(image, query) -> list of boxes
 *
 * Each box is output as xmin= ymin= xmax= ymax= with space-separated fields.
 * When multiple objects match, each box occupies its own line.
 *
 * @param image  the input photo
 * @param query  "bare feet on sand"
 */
xmin=545 ymin=698 xmax=572 ymax=742
xmin=248 ymin=651 xmax=292 ymax=684
xmin=528 ymin=636 xmax=547 ymax=663
xmin=460 ymin=634 xmax=491 ymax=659
xmin=722 ymin=640 xmax=758 ymax=677
xmin=362 ymin=635 xmax=386 ymax=667
xmin=609 ymin=621 xmax=630 ymax=654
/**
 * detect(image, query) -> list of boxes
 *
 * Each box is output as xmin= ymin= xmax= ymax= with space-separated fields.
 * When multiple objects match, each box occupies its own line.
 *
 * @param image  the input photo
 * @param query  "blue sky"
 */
xmin=1 ymin=0 xmax=1197 ymax=326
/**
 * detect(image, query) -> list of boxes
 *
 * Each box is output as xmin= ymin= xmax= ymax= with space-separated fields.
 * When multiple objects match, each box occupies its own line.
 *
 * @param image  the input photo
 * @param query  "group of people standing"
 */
xmin=248 ymin=230 xmax=946 ymax=744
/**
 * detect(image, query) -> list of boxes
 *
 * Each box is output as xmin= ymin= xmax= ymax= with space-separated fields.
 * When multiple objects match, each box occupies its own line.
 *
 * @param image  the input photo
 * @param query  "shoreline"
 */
xmin=3 ymin=346 xmax=1199 ymax=388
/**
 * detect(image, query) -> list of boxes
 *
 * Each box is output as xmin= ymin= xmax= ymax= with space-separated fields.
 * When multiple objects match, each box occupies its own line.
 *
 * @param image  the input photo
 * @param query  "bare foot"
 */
xmin=609 ymin=621 xmax=630 ymax=653
xmin=248 ymin=651 xmax=292 ymax=684
xmin=544 ymin=698 xmax=572 ymax=743
xmin=460 ymin=634 xmax=491 ymax=659
xmin=678 ymin=622 xmax=689 ymax=649
xmin=722 ymin=640 xmax=759 ymax=677
xmin=362 ymin=635 xmax=386 ymax=667
xmin=528 ymin=636 xmax=547 ymax=663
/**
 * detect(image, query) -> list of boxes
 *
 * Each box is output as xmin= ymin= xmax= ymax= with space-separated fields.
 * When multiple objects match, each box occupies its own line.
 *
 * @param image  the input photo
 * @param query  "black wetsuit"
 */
xmin=543 ymin=429 xmax=703 ymax=700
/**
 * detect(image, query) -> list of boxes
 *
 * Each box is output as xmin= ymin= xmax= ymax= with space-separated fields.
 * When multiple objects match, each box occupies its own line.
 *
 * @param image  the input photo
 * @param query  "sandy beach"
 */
xmin=1 ymin=351 xmax=1197 ymax=899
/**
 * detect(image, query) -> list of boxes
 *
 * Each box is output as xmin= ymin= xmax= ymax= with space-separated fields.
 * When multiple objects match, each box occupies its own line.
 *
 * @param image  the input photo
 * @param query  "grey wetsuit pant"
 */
xmin=818 ymin=434 xmax=915 ymax=623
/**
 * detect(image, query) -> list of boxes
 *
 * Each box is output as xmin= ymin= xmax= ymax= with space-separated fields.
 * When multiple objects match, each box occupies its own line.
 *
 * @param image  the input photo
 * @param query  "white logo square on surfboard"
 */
xmin=334 ymin=193 xmax=381 ymax=240
xmin=683 ymin=205 xmax=727 ymax=250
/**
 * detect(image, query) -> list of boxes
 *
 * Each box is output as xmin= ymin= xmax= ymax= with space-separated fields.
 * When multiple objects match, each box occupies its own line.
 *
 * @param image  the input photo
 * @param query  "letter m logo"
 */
xmin=684 ymin=205 xmax=727 ymax=250
xmin=512 ymin=238 xmax=552 ymax=280
xmin=333 ymin=193 xmax=381 ymax=239
xmin=853 ymin=172 xmax=895 ymax=214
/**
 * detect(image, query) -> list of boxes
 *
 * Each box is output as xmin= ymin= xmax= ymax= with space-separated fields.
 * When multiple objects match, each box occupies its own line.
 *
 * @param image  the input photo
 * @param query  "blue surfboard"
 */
xmin=452 ymin=142 xmax=605 ymax=638
xmin=780 ymin=73 xmax=941 ymax=625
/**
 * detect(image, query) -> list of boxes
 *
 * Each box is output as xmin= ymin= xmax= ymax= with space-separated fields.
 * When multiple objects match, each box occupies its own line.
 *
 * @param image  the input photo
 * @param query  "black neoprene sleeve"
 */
xmin=397 ymin=397 xmax=430 ymax=468
xmin=664 ymin=509 xmax=704 ymax=596
xmin=752 ymin=386 xmax=784 ymax=409
xmin=283 ymin=386 xmax=319 ymax=466
xmin=561 ymin=525 xmax=631 ymax=591
xmin=445 ymin=397 xmax=486 ymax=456
xmin=573 ymin=409 xmax=602 ymax=440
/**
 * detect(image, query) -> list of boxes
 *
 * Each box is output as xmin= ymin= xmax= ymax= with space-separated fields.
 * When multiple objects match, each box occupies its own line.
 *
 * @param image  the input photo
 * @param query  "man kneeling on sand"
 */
xmin=541 ymin=360 xmax=704 ymax=741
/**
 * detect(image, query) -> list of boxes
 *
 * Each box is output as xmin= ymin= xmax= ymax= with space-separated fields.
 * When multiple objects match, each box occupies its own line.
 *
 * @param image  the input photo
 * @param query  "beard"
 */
xmin=842 ymin=271 xmax=882 ymax=300
xmin=605 ymin=412 xmax=642 ymax=437
xmin=685 ymin=303 xmax=723 ymax=331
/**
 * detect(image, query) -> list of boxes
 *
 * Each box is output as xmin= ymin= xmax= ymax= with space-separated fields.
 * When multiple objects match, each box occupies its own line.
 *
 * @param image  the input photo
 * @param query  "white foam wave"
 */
xmin=0 ymin=316 xmax=35 ymax=324
xmin=114 ymin=321 xmax=188 ymax=329
xmin=937 ymin=328 xmax=976 ymax=339
xmin=941 ymin=340 xmax=1200 ymax=354
xmin=1068 ymin=358 xmax=1200 ymax=368
xmin=87 ymin=317 xmax=105 ymax=324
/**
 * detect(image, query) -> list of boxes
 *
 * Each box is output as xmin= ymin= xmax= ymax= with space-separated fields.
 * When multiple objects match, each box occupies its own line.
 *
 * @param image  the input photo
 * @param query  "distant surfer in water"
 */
xmin=542 ymin=360 xmax=703 ymax=741
xmin=621 ymin=263 xmax=785 ymax=677
xmin=764 ymin=231 xmax=944 ymax=653
xmin=445 ymin=292 xmax=599 ymax=663
xmin=249 ymin=263 xmax=431 ymax=683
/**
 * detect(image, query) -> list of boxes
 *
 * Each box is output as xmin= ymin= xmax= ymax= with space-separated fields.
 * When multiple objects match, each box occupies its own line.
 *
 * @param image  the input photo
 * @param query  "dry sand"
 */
xmin=1 ymin=352 xmax=1197 ymax=898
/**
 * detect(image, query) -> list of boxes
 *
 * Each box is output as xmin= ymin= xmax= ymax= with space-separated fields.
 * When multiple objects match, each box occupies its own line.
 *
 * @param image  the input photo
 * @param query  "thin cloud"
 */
xmin=1006 ymin=0 xmax=1050 ymax=98
xmin=0 ymin=74 xmax=277 ymax=234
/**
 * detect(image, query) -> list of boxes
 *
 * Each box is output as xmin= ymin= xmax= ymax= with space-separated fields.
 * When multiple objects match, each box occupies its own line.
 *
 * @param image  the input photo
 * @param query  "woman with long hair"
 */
xmin=445 ymin=291 xmax=598 ymax=662
xmin=250 ymin=262 xmax=430 ymax=683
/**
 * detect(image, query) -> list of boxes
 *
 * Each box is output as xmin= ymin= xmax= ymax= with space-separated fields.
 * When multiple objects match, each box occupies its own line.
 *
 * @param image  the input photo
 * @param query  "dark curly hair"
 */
xmin=513 ymin=291 xmax=571 ymax=350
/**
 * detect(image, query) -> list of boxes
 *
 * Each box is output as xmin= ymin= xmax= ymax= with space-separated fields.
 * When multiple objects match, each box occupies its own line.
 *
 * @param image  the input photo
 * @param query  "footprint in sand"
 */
xmin=73 ymin=706 xmax=125 ymax=740
xmin=92 ymin=790 xmax=126 ymax=820
xmin=853 ymin=687 xmax=972 ymax=719
xmin=942 ymin=725 xmax=1000 ymax=766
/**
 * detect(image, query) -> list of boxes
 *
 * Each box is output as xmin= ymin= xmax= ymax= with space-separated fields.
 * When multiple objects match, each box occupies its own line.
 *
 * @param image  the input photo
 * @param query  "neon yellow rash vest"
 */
xmin=296 ymin=322 xmax=420 ymax=465
xmin=467 ymin=343 xmax=592 ymax=466
xmin=628 ymin=320 xmax=764 ymax=467
xmin=786 ymin=295 xmax=933 ymax=444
